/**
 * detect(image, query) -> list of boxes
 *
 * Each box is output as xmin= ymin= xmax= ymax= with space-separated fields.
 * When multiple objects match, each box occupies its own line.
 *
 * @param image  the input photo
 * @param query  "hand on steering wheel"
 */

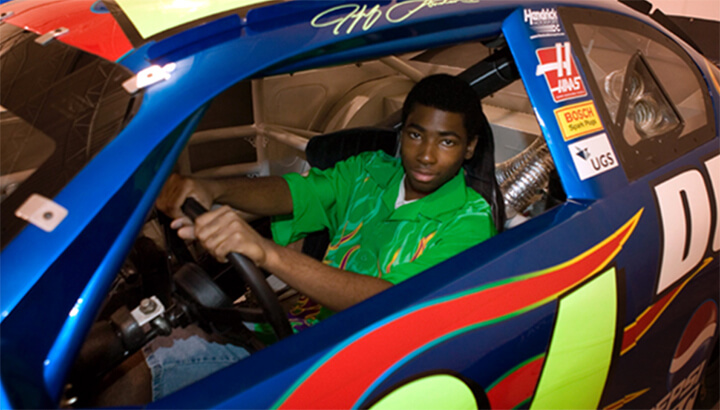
xmin=181 ymin=198 xmax=293 ymax=340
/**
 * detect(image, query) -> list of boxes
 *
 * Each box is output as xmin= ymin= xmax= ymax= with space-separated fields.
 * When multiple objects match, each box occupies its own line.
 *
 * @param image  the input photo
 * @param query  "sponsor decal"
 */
xmin=273 ymin=212 xmax=642 ymax=409
xmin=568 ymin=133 xmax=618 ymax=180
xmin=669 ymin=302 xmax=716 ymax=383
xmin=652 ymin=360 xmax=706 ymax=410
xmin=554 ymin=100 xmax=604 ymax=141
xmin=536 ymin=42 xmax=587 ymax=103
xmin=621 ymin=258 xmax=713 ymax=355
xmin=653 ymin=154 xmax=720 ymax=295
xmin=311 ymin=0 xmax=479 ymax=36
xmin=523 ymin=8 xmax=563 ymax=39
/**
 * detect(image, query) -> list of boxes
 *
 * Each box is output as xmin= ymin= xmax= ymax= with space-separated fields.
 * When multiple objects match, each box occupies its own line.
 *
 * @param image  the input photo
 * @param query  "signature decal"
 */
xmin=311 ymin=0 xmax=479 ymax=36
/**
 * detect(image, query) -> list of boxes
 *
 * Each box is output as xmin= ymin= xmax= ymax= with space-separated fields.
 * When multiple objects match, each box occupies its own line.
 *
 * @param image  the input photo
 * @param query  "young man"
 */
xmin=140 ymin=74 xmax=496 ymax=401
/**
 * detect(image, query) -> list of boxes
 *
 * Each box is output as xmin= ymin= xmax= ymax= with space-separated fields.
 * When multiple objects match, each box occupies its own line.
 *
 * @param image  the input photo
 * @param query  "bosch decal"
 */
xmin=568 ymin=133 xmax=618 ymax=180
xmin=536 ymin=42 xmax=587 ymax=103
xmin=554 ymin=100 xmax=604 ymax=141
xmin=523 ymin=8 xmax=562 ymax=39
xmin=653 ymin=154 xmax=720 ymax=295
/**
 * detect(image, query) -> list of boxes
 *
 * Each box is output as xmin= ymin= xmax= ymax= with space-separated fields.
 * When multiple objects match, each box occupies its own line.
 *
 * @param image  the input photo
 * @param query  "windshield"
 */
xmin=0 ymin=106 xmax=55 ymax=201
xmin=0 ymin=22 xmax=142 ymax=248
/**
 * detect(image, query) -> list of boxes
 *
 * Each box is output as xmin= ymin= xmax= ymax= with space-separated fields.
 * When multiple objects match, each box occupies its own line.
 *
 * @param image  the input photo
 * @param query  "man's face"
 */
xmin=400 ymin=103 xmax=478 ymax=200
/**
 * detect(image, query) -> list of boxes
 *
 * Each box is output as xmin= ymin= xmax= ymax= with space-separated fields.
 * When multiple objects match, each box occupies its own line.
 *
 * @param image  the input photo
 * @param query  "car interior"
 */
xmin=63 ymin=37 xmax=568 ymax=406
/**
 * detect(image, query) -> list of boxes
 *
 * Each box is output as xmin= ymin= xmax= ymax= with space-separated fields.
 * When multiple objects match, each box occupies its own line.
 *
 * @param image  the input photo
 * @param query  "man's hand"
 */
xmin=157 ymin=174 xmax=216 ymax=220
xmin=174 ymin=204 xmax=392 ymax=311
xmin=191 ymin=205 xmax=270 ymax=266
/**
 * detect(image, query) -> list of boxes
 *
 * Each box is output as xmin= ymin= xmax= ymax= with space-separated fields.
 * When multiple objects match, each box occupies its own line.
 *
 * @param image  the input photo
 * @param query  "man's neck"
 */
xmin=396 ymin=175 xmax=419 ymax=209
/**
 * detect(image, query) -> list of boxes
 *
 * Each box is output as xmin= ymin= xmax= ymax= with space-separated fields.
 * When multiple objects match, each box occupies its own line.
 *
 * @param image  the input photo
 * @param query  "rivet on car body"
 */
xmin=15 ymin=194 xmax=69 ymax=232
xmin=122 ymin=63 xmax=177 ymax=94
xmin=35 ymin=27 xmax=69 ymax=46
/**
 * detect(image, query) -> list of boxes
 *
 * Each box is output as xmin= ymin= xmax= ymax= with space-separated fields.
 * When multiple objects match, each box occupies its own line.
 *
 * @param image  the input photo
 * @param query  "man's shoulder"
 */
xmin=461 ymin=186 xmax=493 ymax=215
xmin=436 ymin=187 xmax=496 ymax=237
xmin=349 ymin=150 xmax=398 ymax=167
xmin=343 ymin=150 xmax=401 ymax=183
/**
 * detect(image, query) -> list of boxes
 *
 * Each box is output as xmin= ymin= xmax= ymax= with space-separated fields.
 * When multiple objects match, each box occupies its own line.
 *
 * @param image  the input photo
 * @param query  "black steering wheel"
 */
xmin=181 ymin=198 xmax=293 ymax=340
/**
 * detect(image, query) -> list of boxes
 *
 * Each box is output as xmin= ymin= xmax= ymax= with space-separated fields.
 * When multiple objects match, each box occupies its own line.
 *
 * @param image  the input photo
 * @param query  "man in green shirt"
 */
xmin=160 ymin=74 xmax=495 ymax=313
xmin=137 ymin=74 xmax=496 ymax=401
xmin=272 ymin=147 xmax=495 ymax=330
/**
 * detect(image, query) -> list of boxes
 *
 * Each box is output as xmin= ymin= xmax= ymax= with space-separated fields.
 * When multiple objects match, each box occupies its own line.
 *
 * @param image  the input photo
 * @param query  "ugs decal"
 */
xmin=653 ymin=153 xmax=720 ymax=295
xmin=536 ymin=42 xmax=587 ymax=103
xmin=568 ymin=133 xmax=618 ymax=180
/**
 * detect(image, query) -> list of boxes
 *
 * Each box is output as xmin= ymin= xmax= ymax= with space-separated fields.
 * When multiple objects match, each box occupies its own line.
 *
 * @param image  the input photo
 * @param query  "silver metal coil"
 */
xmin=496 ymin=137 xmax=555 ymax=218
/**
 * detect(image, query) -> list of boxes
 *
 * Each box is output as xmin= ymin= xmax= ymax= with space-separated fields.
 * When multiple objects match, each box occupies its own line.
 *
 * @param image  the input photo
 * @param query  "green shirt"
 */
xmin=270 ymin=150 xmax=496 ymax=331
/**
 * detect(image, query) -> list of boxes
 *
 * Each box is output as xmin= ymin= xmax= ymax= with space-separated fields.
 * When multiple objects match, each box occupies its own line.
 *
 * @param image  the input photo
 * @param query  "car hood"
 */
xmin=0 ymin=0 xmax=133 ymax=61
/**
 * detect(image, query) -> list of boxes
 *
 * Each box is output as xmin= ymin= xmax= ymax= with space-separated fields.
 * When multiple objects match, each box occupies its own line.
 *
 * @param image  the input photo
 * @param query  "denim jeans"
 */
xmin=142 ymin=326 xmax=250 ymax=401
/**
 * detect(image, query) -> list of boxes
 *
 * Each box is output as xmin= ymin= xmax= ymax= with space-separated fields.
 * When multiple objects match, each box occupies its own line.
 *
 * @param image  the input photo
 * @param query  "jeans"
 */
xmin=142 ymin=326 xmax=250 ymax=401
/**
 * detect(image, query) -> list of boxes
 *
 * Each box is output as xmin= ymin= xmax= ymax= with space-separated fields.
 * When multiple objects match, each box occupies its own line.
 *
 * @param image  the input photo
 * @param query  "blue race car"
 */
xmin=1 ymin=0 xmax=718 ymax=408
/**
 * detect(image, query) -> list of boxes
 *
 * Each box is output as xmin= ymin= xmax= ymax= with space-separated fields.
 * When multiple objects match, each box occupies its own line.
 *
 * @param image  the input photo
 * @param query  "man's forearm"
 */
xmin=260 ymin=238 xmax=393 ymax=311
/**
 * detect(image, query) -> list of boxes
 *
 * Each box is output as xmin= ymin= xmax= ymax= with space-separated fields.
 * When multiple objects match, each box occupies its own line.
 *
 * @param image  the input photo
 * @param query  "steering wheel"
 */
xmin=181 ymin=198 xmax=293 ymax=340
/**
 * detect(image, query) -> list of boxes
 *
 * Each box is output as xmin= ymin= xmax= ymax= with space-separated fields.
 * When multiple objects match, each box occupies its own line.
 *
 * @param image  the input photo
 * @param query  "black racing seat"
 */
xmin=305 ymin=127 xmax=398 ymax=170
xmin=302 ymin=124 xmax=504 ymax=260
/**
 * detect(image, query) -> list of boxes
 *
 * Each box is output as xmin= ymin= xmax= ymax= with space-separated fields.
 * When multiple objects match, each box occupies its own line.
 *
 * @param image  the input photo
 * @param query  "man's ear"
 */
xmin=465 ymin=135 xmax=479 ymax=160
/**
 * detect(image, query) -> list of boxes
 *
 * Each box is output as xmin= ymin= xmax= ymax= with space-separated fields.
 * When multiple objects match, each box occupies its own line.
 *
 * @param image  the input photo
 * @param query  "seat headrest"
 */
xmin=305 ymin=127 xmax=397 ymax=170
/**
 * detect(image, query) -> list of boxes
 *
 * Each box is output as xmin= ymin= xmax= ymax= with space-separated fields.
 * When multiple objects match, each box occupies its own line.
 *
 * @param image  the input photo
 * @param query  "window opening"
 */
xmin=564 ymin=7 xmax=715 ymax=180
xmin=615 ymin=52 xmax=683 ymax=145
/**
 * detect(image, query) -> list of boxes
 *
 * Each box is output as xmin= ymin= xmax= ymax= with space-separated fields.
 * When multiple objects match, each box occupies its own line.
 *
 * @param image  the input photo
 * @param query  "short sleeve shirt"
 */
xmin=270 ymin=151 xmax=495 ymax=330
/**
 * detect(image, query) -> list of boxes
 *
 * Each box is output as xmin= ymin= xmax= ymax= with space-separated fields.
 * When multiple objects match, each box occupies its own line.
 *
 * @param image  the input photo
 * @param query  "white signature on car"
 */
xmin=311 ymin=0 xmax=480 ymax=36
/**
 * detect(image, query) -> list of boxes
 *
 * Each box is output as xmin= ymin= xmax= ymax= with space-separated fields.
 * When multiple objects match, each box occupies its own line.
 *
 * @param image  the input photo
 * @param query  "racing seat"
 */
xmin=302 ymin=123 xmax=504 ymax=260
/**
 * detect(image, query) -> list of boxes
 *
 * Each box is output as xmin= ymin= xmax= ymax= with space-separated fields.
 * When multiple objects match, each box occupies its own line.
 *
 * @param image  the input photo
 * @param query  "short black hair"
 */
xmin=401 ymin=74 xmax=485 ymax=141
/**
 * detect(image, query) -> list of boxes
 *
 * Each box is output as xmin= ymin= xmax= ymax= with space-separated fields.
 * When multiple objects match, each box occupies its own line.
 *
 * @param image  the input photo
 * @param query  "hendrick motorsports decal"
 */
xmin=568 ymin=133 xmax=618 ymax=180
xmin=536 ymin=42 xmax=587 ymax=103
xmin=523 ymin=8 xmax=562 ymax=39
xmin=554 ymin=100 xmax=604 ymax=141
